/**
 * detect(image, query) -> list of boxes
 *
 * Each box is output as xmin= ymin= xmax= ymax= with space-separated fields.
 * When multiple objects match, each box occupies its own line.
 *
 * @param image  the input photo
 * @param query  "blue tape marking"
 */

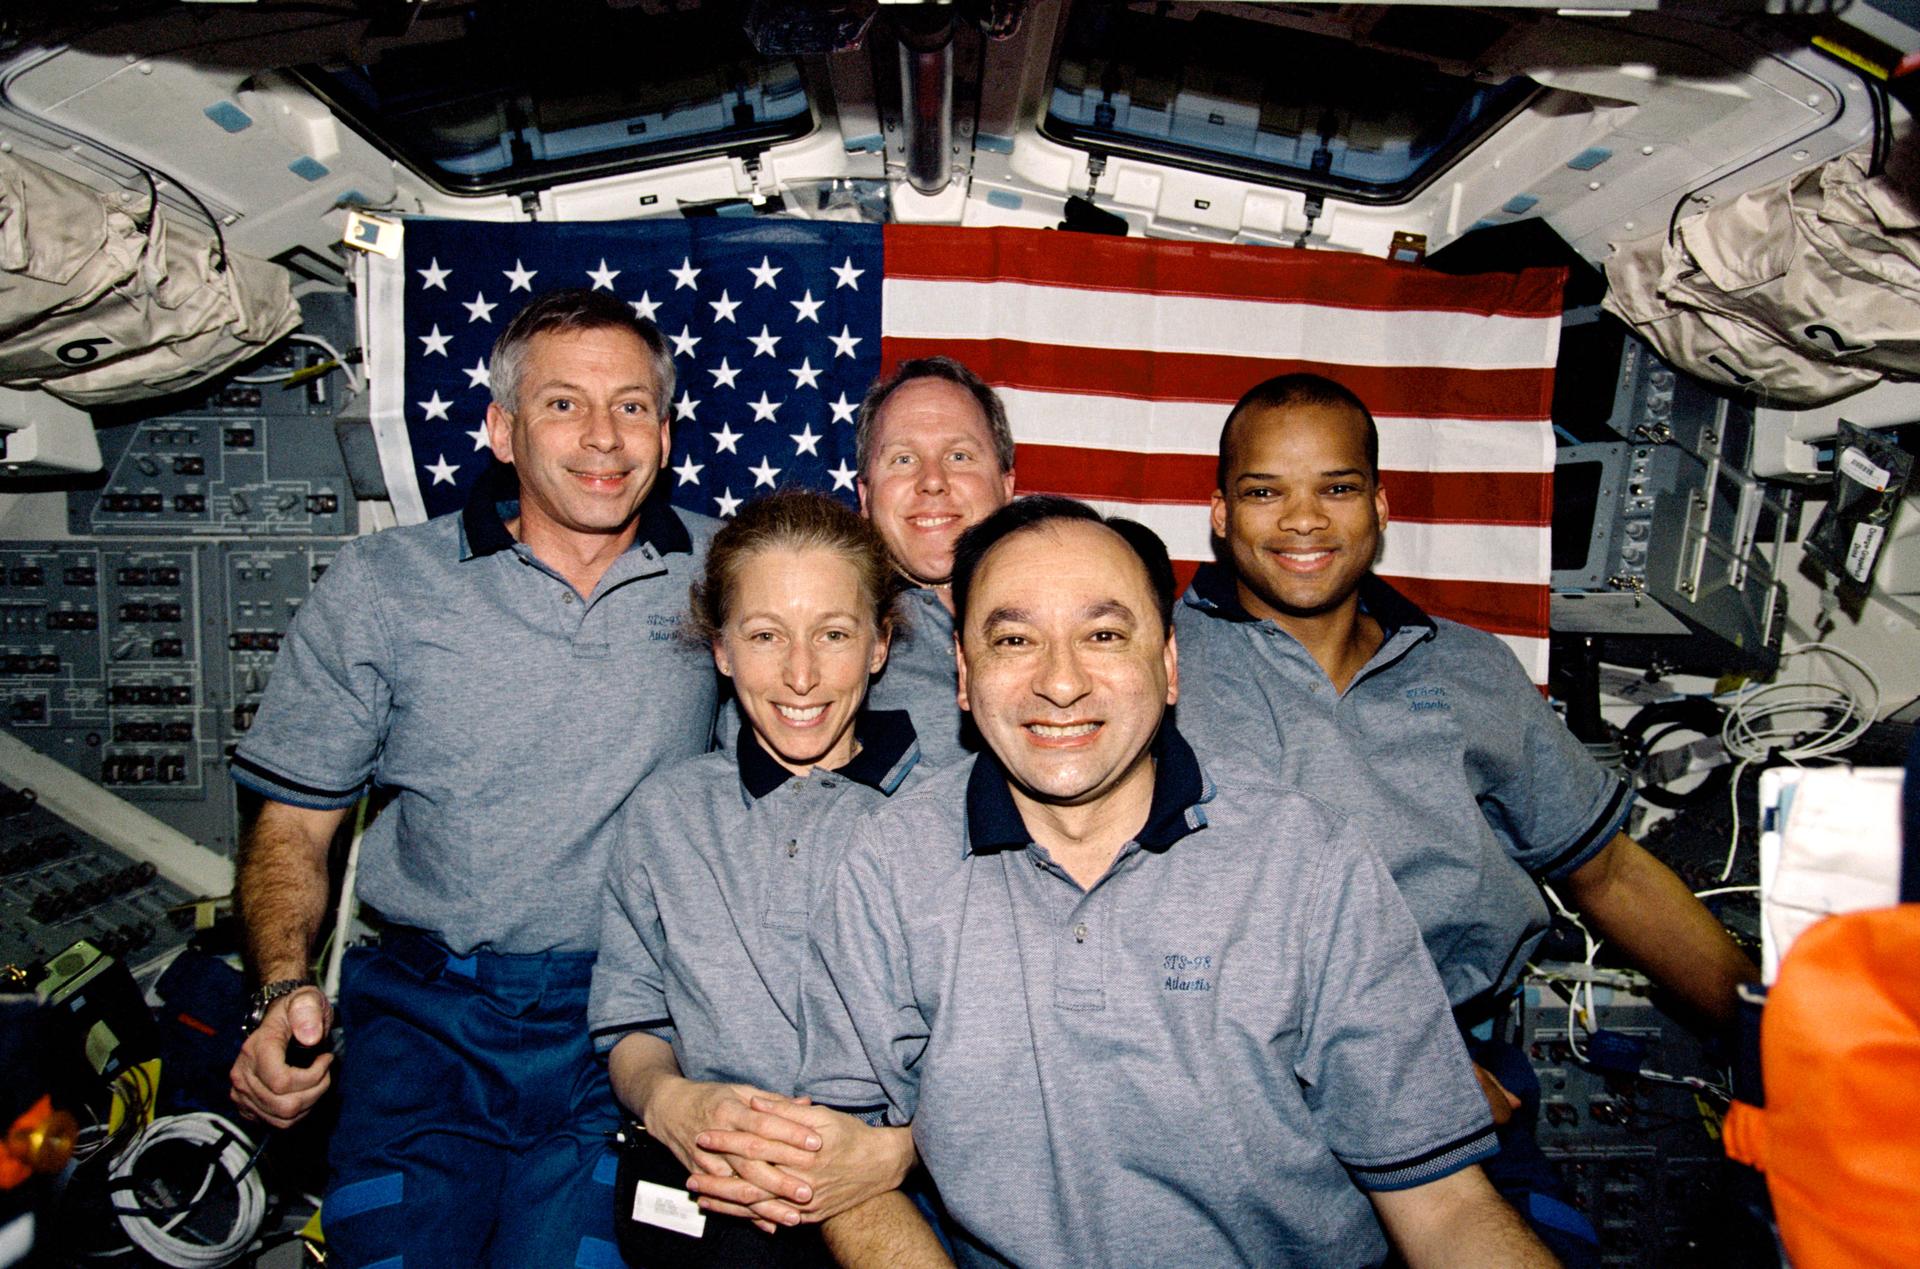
xmin=326 ymin=1172 xmax=404 ymax=1222
xmin=976 ymin=134 xmax=1015 ymax=155
xmin=1567 ymin=147 xmax=1613 ymax=171
xmin=985 ymin=190 xmax=1024 ymax=210
xmin=1501 ymin=194 xmax=1539 ymax=215
xmin=289 ymin=156 xmax=331 ymax=182
xmin=1528 ymin=1192 xmax=1600 ymax=1243
xmin=443 ymin=953 xmax=478 ymax=979
xmin=203 ymin=102 xmax=252 ymax=133
xmin=591 ymin=1152 xmax=618 ymax=1186
xmin=576 ymin=1236 xmax=624 ymax=1268
xmin=717 ymin=202 xmax=756 ymax=218
xmin=844 ymin=134 xmax=884 ymax=153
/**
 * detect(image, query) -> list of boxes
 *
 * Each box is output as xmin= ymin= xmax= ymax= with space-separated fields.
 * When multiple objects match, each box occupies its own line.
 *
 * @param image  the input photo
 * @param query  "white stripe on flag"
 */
xmin=882 ymin=278 xmax=1560 ymax=370
xmin=363 ymin=250 xmax=428 ymax=526
xmin=1073 ymin=499 xmax=1547 ymax=584
xmin=1496 ymin=634 xmax=1550 ymax=686
xmin=1000 ymin=389 xmax=1552 ymax=472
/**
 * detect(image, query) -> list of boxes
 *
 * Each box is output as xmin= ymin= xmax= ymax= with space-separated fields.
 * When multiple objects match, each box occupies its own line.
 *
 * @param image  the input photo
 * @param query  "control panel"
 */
xmin=0 ymin=291 xmax=357 ymax=858
xmin=1523 ymin=978 xmax=1761 ymax=1265
xmin=68 ymin=292 xmax=358 ymax=538
xmin=0 ymin=782 xmax=195 ymax=978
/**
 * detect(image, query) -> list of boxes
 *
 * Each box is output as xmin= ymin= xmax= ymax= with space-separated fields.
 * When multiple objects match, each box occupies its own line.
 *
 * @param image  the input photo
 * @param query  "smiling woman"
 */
xmin=588 ymin=488 xmax=937 ymax=1264
xmin=693 ymin=491 xmax=898 ymax=773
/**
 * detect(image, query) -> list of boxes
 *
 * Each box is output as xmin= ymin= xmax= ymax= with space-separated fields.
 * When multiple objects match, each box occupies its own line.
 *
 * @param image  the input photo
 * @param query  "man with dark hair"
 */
xmin=799 ymin=495 xmax=1558 ymax=1268
xmin=1179 ymin=372 xmax=1758 ymax=1264
xmin=853 ymin=355 xmax=1017 ymax=766
xmin=227 ymin=289 xmax=723 ymax=1266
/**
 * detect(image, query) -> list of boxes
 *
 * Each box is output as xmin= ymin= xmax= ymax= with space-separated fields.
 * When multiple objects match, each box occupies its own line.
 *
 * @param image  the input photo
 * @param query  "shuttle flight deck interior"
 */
xmin=0 ymin=0 xmax=1916 ymax=1266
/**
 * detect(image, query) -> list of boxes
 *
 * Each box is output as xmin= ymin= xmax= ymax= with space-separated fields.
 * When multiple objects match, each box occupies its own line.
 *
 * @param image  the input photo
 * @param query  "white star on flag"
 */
xmin=425 ymin=454 xmax=460 ymax=485
xmin=670 ymin=257 xmax=701 ymax=290
xmin=709 ymin=359 xmax=741 ymax=389
xmin=630 ymin=292 xmax=661 ymax=321
xmin=586 ymin=258 xmax=621 ymax=290
xmin=418 ymin=391 xmax=452 ymax=422
xmin=790 ymin=290 xmax=823 ymax=323
xmin=831 ymin=257 xmax=864 ymax=289
xmin=748 ymin=456 xmax=781 ymax=488
xmin=791 ymin=424 xmax=821 ymax=456
xmin=464 ymin=359 xmax=490 ymax=390
xmin=417 ymin=259 xmax=451 ymax=290
xmin=712 ymin=423 xmax=742 ymax=454
xmin=671 ymin=327 xmax=701 ymax=358
xmin=829 ymin=326 xmax=862 ymax=359
xmin=673 ymin=455 xmax=705 ymax=486
xmin=709 ymin=290 xmax=741 ymax=323
xmin=749 ymin=256 xmax=783 ymax=289
xmin=749 ymin=392 xmax=781 ymax=422
xmin=748 ymin=326 xmax=781 ymax=357
xmin=828 ymin=459 xmax=857 ymax=491
xmin=714 ymin=487 xmax=742 ymax=517
xmin=503 ymin=260 xmax=537 ymax=292
xmin=419 ymin=325 xmax=452 ymax=357
xmin=674 ymin=392 xmax=700 ymax=421
xmin=829 ymin=392 xmax=858 ymax=424
xmin=463 ymin=292 xmax=497 ymax=323
xmin=788 ymin=358 xmax=822 ymax=390
xmin=466 ymin=421 xmax=491 ymax=451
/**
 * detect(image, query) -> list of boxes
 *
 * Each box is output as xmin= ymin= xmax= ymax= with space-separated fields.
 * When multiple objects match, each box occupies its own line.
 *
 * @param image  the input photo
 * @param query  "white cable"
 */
xmin=1715 ymin=642 xmax=1881 ymax=880
xmin=1540 ymin=884 xmax=1602 ymax=1063
xmin=108 ymin=1113 xmax=265 ymax=1267
xmin=323 ymin=796 xmax=369 ymax=1003
xmin=233 ymin=333 xmax=364 ymax=398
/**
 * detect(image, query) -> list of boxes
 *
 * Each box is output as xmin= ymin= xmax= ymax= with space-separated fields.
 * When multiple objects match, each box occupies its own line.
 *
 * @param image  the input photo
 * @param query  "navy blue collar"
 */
xmin=1186 ymin=562 xmax=1433 ymax=638
xmin=738 ymin=709 xmax=921 ymax=802
xmin=964 ymin=724 xmax=1210 ymax=856
xmin=460 ymin=460 xmax=693 ymax=560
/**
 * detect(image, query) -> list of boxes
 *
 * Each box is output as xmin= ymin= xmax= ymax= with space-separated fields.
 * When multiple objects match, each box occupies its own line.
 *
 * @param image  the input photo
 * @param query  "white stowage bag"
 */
xmin=0 ymin=150 xmax=300 ymax=406
xmin=1603 ymin=150 xmax=1920 ymax=406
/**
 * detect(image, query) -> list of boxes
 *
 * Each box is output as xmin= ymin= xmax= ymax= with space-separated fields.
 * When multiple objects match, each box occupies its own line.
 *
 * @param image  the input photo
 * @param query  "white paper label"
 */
xmin=1837 ymin=445 xmax=1892 ymax=492
xmin=341 ymin=210 xmax=403 ymax=259
xmin=629 ymin=1178 xmax=707 ymax=1239
xmin=1845 ymin=521 xmax=1886 ymax=583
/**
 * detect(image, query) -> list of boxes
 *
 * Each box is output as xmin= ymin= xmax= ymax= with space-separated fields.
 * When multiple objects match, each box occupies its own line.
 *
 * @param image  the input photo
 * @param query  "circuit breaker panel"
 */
xmin=0 ymin=293 xmax=358 ymax=860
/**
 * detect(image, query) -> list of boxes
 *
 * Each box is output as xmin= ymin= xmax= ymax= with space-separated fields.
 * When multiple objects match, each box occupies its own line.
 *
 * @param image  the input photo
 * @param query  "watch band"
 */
xmin=244 ymin=977 xmax=316 ymax=1032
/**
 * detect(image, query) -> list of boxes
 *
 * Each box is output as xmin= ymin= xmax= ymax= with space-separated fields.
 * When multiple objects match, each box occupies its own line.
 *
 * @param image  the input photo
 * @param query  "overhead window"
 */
xmin=295 ymin=5 xmax=812 ymax=195
xmin=1042 ymin=5 xmax=1534 ymax=204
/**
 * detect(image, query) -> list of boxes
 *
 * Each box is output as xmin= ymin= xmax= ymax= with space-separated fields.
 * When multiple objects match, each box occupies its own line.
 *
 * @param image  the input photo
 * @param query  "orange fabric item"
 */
xmin=1737 ymin=907 xmax=1920 ymax=1269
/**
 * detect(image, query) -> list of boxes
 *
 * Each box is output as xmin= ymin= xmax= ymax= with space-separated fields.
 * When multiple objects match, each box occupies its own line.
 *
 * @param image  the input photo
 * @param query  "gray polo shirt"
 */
xmin=1173 ymin=566 xmax=1632 ymax=1008
xmin=866 ymin=584 xmax=975 ymax=769
xmin=232 ymin=471 xmax=720 ymax=956
xmin=588 ymin=711 xmax=922 ymax=1092
xmin=799 ymin=728 xmax=1496 ymax=1268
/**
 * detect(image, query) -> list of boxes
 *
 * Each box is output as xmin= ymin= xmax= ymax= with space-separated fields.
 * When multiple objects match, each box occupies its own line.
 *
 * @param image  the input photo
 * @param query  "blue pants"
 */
xmin=1468 ymin=1036 xmax=1601 ymax=1269
xmin=322 ymin=932 xmax=622 ymax=1269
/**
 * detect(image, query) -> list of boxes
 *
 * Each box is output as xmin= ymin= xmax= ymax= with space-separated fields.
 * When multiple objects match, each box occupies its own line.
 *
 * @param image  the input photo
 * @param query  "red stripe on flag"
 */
xmin=1015 ymin=445 xmax=1550 ymax=527
xmin=884 ymin=225 xmax=1567 ymax=319
xmin=881 ymin=337 xmax=1554 ymax=420
xmin=1381 ymin=576 xmax=1549 ymax=638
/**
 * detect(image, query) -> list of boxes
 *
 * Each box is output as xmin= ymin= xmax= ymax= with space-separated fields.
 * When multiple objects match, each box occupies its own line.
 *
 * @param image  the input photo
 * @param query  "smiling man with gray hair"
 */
xmin=227 ymin=288 xmax=719 ymax=1268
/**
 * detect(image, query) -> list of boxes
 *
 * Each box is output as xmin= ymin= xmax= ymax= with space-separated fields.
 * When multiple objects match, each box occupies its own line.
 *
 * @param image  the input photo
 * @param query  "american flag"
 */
xmin=366 ymin=221 xmax=1560 ymax=680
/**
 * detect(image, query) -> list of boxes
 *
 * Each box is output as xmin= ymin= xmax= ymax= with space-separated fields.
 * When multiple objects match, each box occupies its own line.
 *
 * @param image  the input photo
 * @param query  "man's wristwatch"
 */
xmin=243 ymin=978 xmax=316 ymax=1033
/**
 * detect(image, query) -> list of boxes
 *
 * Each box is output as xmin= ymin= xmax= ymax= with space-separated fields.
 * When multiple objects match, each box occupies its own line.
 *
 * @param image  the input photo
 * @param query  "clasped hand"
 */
xmin=646 ymin=1081 xmax=910 ymax=1233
